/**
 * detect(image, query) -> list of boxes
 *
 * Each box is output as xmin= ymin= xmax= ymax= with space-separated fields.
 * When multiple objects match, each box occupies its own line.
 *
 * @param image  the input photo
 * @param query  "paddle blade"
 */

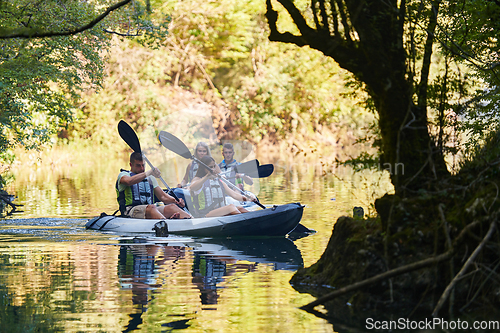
xmin=234 ymin=159 xmax=259 ymax=176
xmin=118 ymin=120 xmax=141 ymax=153
xmin=257 ymin=164 xmax=274 ymax=178
xmin=234 ymin=161 xmax=273 ymax=178
xmin=158 ymin=131 xmax=193 ymax=159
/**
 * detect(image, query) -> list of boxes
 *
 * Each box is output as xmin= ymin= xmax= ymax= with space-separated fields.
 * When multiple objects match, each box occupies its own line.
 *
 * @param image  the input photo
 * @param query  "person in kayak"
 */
xmin=177 ymin=141 xmax=212 ymax=188
xmin=117 ymin=152 xmax=192 ymax=219
xmin=218 ymin=142 xmax=253 ymax=190
xmin=189 ymin=156 xmax=257 ymax=218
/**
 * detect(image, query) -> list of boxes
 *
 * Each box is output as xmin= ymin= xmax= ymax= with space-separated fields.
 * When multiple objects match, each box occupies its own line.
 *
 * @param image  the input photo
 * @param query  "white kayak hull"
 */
xmin=86 ymin=203 xmax=305 ymax=237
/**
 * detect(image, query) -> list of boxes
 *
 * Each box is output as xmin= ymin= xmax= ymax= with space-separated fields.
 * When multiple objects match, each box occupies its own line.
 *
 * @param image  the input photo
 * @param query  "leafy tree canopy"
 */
xmin=66 ymin=0 xmax=367 ymax=153
xmin=0 ymin=0 xmax=168 ymax=162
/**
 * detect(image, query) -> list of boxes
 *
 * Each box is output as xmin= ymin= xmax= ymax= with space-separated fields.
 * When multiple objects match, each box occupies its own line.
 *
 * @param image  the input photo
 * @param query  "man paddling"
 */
xmin=218 ymin=143 xmax=253 ymax=190
xmin=116 ymin=152 xmax=192 ymax=219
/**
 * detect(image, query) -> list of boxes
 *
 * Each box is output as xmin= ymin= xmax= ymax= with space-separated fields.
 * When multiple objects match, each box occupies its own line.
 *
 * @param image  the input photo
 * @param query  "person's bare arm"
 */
xmin=120 ymin=168 xmax=160 ymax=186
xmin=235 ymin=173 xmax=253 ymax=185
xmin=222 ymin=181 xmax=255 ymax=202
xmin=154 ymin=186 xmax=185 ymax=207
xmin=188 ymin=174 xmax=211 ymax=192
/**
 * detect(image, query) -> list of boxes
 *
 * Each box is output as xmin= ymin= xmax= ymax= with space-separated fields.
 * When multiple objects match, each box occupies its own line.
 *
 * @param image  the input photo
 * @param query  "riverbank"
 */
xmin=291 ymin=130 xmax=500 ymax=326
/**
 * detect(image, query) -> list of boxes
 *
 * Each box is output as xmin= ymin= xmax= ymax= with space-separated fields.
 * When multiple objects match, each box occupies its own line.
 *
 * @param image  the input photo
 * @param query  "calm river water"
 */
xmin=1 ymin=148 xmax=392 ymax=332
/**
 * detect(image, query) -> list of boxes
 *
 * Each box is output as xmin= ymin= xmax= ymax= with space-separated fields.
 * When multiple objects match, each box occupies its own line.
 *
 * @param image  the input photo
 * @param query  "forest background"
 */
xmin=0 ymin=0 xmax=373 ymax=186
xmin=2 ymin=0 xmax=498 ymax=195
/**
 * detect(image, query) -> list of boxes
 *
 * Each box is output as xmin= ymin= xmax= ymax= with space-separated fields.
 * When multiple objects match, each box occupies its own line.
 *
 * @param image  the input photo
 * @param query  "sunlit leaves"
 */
xmin=102 ymin=0 xmax=170 ymax=48
xmin=433 ymin=1 xmax=500 ymax=152
xmin=68 ymin=0 xmax=366 ymax=149
xmin=0 ymin=0 xmax=169 ymax=162
xmin=0 ymin=2 xmax=108 ymax=160
xmin=153 ymin=0 xmax=360 ymax=142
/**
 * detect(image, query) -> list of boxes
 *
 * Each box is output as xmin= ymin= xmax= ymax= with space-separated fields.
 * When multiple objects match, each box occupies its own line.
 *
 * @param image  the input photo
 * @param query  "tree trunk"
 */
xmin=371 ymin=77 xmax=448 ymax=193
xmin=266 ymin=0 xmax=449 ymax=194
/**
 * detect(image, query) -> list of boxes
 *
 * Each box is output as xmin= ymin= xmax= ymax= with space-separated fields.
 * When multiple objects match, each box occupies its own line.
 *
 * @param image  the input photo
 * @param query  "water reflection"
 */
xmin=117 ymin=237 xmax=303 ymax=332
xmin=3 ymin=147 xmax=395 ymax=331
xmin=190 ymin=238 xmax=304 ymax=307
xmin=119 ymin=243 xmax=190 ymax=331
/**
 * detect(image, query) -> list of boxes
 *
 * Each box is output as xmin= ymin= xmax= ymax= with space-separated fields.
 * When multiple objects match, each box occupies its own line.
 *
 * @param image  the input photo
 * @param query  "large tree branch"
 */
xmin=0 ymin=0 xmax=132 ymax=39
xmin=266 ymin=0 xmax=367 ymax=76
xmin=329 ymin=0 xmax=340 ymax=37
xmin=266 ymin=0 xmax=308 ymax=46
xmin=275 ymin=0 xmax=316 ymax=37
xmin=334 ymin=0 xmax=354 ymax=43
xmin=318 ymin=0 xmax=330 ymax=32
xmin=417 ymin=0 xmax=441 ymax=110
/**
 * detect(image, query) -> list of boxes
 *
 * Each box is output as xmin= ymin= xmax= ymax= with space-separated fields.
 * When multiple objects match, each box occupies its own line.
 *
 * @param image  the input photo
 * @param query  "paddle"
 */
xmin=159 ymin=131 xmax=267 ymax=209
xmin=225 ymin=164 xmax=274 ymax=179
xmin=253 ymin=164 xmax=274 ymax=178
xmin=117 ymin=120 xmax=182 ymax=203
xmin=229 ymin=159 xmax=258 ymax=177
xmin=234 ymin=158 xmax=259 ymax=170
xmin=220 ymin=159 xmax=258 ymax=179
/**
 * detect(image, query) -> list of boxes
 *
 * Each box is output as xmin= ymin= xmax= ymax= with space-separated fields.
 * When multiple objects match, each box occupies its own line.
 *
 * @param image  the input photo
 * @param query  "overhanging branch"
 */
xmin=265 ymin=0 xmax=373 ymax=80
xmin=265 ymin=0 xmax=308 ymax=46
xmin=275 ymin=0 xmax=316 ymax=36
xmin=0 ymin=0 xmax=132 ymax=39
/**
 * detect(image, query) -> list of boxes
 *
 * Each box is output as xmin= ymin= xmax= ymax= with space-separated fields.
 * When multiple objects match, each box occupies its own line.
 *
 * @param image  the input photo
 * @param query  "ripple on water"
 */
xmin=0 ymin=217 xmax=108 ymax=242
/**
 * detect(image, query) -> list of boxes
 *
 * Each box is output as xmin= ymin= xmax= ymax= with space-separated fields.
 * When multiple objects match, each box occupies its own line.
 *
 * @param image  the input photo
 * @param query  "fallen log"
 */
xmin=0 ymin=192 xmax=23 ymax=215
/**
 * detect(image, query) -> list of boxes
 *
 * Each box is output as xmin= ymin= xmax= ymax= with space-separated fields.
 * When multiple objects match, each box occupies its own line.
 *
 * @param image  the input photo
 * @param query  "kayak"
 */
xmin=85 ymin=202 xmax=305 ymax=237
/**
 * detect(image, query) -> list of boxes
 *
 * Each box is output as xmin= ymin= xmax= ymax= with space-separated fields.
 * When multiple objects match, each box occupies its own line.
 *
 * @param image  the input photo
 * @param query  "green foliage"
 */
xmin=66 ymin=0 xmax=367 ymax=148
xmin=308 ymin=0 xmax=500 ymax=174
xmin=0 ymin=0 xmax=169 ymax=163
xmin=431 ymin=1 xmax=500 ymax=155
xmin=224 ymin=42 xmax=352 ymax=141
xmin=102 ymin=0 xmax=170 ymax=48
xmin=0 ymin=1 xmax=106 ymax=161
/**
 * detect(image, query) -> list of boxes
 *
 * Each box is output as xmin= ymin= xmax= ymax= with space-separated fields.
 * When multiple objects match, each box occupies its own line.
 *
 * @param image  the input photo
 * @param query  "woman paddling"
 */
xmin=177 ymin=142 xmax=211 ymax=188
xmin=188 ymin=156 xmax=256 ymax=218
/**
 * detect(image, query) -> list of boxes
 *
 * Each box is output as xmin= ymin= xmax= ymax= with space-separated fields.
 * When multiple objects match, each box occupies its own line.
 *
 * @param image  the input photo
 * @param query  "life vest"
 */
xmin=188 ymin=161 xmax=199 ymax=182
xmin=191 ymin=178 xmax=226 ymax=217
xmin=219 ymin=159 xmax=242 ymax=186
xmin=116 ymin=170 xmax=155 ymax=215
